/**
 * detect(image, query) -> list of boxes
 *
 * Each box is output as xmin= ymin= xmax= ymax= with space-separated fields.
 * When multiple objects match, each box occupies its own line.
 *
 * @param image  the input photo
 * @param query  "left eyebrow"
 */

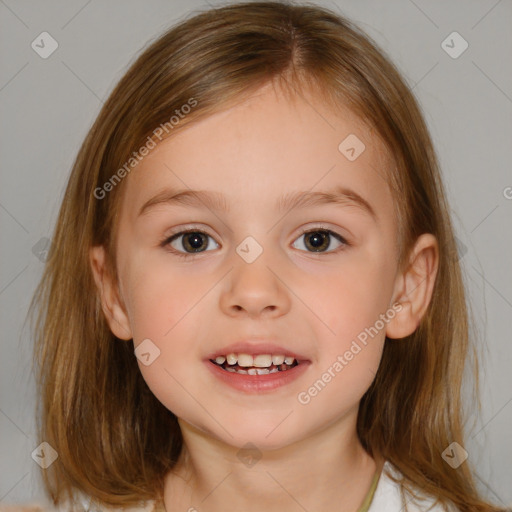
xmin=278 ymin=186 xmax=376 ymax=221
xmin=137 ymin=185 xmax=377 ymax=221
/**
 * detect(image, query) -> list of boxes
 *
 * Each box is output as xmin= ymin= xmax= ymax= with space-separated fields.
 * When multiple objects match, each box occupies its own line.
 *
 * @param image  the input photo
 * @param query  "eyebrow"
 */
xmin=138 ymin=185 xmax=377 ymax=220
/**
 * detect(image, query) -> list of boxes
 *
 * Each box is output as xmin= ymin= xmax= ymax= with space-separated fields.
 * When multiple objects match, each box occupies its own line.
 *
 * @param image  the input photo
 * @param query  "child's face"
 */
xmin=94 ymin=83 xmax=406 ymax=450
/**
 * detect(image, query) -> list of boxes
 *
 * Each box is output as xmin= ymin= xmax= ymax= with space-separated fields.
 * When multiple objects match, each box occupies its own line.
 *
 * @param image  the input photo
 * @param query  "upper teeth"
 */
xmin=214 ymin=354 xmax=296 ymax=367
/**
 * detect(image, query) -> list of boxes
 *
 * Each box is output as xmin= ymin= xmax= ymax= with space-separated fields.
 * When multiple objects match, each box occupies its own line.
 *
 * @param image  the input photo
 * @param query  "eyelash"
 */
xmin=159 ymin=225 xmax=351 ymax=259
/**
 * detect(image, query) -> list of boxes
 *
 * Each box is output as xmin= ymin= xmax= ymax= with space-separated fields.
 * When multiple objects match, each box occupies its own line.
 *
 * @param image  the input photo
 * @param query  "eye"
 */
xmin=161 ymin=228 xmax=219 ymax=258
xmin=292 ymin=227 xmax=349 ymax=254
xmin=160 ymin=225 xmax=350 ymax=258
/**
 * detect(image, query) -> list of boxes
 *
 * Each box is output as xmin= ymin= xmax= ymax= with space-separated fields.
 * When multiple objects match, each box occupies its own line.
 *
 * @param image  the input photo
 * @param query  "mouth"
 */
xmin=205 ymin=346 xmax=311 ymax=393
xmin=210 ymin=353 xmax=299 ymax=375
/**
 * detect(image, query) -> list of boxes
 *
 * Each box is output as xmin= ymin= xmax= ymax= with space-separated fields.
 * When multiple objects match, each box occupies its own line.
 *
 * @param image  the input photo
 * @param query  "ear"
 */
xmin=386 ymin=233 xmax=439 ymax=339
xmin=89 ymin=245 xmax=133 ymax=340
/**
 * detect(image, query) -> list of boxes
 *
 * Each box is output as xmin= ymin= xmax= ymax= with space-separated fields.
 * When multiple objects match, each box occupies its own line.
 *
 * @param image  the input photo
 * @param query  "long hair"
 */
xmin=27 ymin=2 xmax=506 ymax=510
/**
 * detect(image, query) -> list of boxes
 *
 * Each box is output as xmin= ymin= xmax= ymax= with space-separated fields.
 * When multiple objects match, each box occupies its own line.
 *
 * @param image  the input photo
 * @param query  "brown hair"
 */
xmin=27 ymin=1 xmax=507 ymax=511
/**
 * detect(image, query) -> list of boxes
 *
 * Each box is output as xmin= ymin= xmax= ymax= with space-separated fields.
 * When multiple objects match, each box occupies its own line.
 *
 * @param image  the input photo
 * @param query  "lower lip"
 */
xmin=204 ymin=359 xmax=311 ymax=393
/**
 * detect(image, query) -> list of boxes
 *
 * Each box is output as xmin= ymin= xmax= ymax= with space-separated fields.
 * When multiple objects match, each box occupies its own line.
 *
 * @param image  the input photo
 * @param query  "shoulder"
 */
xmin=368 ymin=461 xmax=459 ymax=512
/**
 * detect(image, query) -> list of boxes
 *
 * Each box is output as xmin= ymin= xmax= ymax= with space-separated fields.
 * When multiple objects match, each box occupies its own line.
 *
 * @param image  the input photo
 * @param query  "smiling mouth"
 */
xmin=210 ymin=353 xmax=299 ymax=375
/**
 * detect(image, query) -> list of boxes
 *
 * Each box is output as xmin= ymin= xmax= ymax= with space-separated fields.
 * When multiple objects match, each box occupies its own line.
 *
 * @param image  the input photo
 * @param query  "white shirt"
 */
xmin=368 ymin=461 xmax=456 ymax=512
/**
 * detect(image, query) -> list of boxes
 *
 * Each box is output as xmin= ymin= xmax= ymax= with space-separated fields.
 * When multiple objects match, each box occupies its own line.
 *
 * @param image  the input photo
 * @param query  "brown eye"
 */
xmin=292 ymin=229 xmax=347 ymax=253
xmin=163 ymin=230 xmax=219 ymax=256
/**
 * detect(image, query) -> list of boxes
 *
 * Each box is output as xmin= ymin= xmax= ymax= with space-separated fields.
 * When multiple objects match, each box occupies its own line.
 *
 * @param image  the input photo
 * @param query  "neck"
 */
xmin=163 ymin=409 xmax=384 ymax=512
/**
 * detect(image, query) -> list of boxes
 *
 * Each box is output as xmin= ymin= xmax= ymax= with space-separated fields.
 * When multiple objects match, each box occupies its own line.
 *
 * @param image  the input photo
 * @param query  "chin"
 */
xmin=195 ymin=412 xmax=310 ymax=452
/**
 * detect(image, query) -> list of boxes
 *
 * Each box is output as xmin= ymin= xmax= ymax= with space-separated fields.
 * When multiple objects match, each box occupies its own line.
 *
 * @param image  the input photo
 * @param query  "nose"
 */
xmin=219 ymin=250 xmax=291 ymax=319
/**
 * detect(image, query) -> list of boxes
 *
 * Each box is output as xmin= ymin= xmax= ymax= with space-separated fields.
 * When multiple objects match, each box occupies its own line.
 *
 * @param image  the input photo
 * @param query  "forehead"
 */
xmin=120 ymin=83 xmax=394 ymax=225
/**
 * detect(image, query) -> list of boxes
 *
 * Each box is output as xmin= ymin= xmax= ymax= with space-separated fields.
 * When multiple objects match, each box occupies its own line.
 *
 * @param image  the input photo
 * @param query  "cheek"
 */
xmin=316 ymin=250 xmax=396 ymax=348
xmin=122 ymin=262 xmax=204 ymax=392
xmin=125 ymin=253 xmax=202 ymax=341
xmin=296 ymin=255 xmax=392 ymax=412
xmin=125 ymin=268 xmax=205 ymax=416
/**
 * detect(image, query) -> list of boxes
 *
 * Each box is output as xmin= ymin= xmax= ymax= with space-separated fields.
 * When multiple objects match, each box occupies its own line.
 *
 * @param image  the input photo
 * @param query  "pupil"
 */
xmin=307 ymin=231 xmax=328 ymax=251
xmin=185 ymin=232 xmax=205 ymax=252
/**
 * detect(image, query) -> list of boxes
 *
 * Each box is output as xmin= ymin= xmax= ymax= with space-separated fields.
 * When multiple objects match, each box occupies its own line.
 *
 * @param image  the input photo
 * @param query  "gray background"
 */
xmin=1 ymin=0 xmax=511 ymax=507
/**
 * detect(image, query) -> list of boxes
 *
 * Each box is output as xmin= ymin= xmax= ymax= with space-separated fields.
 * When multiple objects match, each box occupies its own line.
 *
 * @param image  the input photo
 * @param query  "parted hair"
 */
xmin=27 ymin=2 xmax=507 ymax=511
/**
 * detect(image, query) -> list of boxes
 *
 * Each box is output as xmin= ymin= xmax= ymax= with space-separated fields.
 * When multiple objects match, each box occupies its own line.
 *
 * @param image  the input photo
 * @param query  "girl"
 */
xmin=24 ymin=1 xmax=509 ymax=511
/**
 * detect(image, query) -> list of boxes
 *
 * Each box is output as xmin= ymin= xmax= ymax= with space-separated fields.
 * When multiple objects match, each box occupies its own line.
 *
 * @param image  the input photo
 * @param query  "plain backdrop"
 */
xmin=1 ymin=0 xmax=511 ymax=507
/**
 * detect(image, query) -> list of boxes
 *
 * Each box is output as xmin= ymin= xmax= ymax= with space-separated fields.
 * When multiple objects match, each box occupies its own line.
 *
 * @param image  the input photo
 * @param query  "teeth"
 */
xmin=216 ymin=354 xmax=297 ymax=375
xmin=215 ymin=353 xmax=297 ymax=367
xmin=253 ymin=354 xmax=272 ymax=367
xmin=272 ymin=355 xmax=285 ymax=365
xmin=237 ymin=353 xmax=254 ymax=367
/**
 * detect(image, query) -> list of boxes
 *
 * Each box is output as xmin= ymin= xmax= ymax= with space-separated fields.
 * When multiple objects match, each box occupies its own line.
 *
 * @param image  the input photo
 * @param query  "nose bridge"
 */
xmin=233 ymin=232 xmax=278 ymax=290
xmin=227 ymin=201 xmax=282 ymax=265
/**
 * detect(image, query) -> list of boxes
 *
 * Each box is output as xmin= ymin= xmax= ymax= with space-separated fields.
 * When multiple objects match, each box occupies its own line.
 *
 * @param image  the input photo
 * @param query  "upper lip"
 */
xmin=206 ymin=341 xmax=310 ymax=362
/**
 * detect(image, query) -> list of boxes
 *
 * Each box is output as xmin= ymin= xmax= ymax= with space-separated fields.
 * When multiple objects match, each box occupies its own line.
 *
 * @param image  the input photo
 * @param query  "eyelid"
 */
xmin=161 ymin=223 xmax=217 ymax=244
xmin=296 ymin=224 xmax=349 ymax=242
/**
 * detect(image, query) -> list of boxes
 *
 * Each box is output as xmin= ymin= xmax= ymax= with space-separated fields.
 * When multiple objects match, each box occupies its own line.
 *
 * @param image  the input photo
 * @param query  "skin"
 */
xmin=90 ymin=81 xmax=438 ymax=512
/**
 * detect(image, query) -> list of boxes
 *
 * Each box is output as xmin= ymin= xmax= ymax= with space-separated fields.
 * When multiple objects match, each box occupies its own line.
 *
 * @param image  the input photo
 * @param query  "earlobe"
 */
xmin=386 ymin=233 xmax=439 ymax=340
xmin=89 ymin=245 xmax=133 ymax=340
